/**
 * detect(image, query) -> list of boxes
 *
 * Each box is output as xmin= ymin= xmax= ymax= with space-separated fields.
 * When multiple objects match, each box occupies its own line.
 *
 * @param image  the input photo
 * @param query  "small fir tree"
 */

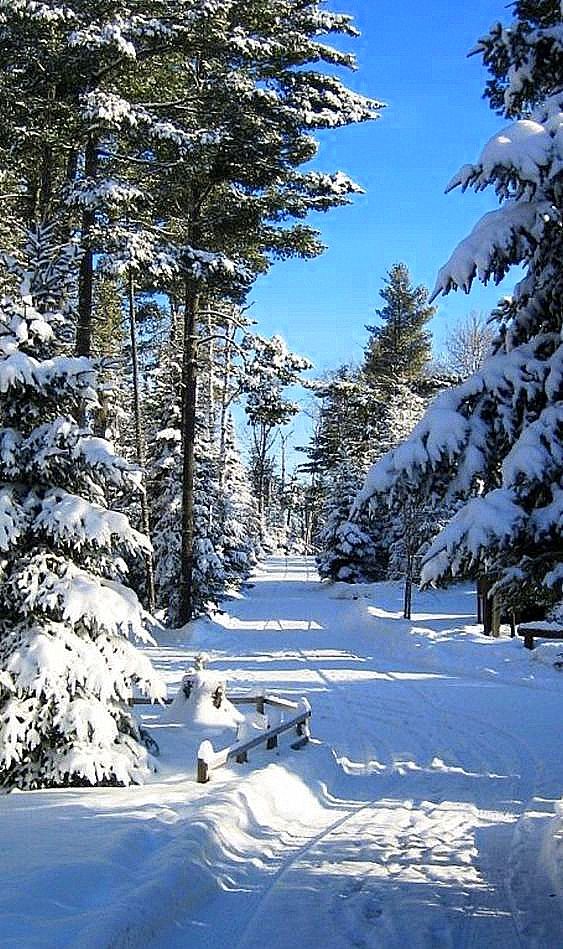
xmin=316 ymin=460 xmax=383 ymax=583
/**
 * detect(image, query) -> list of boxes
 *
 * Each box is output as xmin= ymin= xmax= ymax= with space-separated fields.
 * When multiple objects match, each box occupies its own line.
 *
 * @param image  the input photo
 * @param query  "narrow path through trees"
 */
xmin=148 ymin=556 xmax=563 ymax=949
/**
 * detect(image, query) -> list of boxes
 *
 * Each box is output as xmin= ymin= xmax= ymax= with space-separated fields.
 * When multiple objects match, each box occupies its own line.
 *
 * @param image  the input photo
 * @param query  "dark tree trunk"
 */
xmin=76 ymin=136 xmax=97 ymax=357
xmin=178 ymin=281 xmax=199 ymax=625
xmin=478 ymin=576 xmax=500 ymax=636
xmin=38 ymin=143 xmax=53 ymax=221
xmin=403 ymin=553 xmax=413 ymax=620
xmin=218 ymin=321 xmax=235 ymax=484
xmin=128 ymin=271 xmax=156 ymax=613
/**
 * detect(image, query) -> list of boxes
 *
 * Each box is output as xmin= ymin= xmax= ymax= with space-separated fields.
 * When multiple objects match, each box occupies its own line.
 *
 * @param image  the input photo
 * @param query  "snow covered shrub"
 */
xmin=356 ymin=1 xmax=563 ymax=609
xmin=0 ymin=225 xmax=163 ymax=790
xmin=166 ymin=668 xmax=243 ymax=735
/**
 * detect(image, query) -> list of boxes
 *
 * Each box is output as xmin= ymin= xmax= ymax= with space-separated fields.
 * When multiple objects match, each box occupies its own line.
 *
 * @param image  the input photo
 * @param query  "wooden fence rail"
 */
xmin=131 ymin=691 xmax=312 ymax=783
xmin=197 ymin=696 xmax=312 ymax=784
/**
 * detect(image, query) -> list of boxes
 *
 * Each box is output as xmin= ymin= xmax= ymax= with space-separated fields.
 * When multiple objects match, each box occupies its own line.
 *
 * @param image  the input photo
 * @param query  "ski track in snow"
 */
xmin=2 ymin=556 xmax=563 ymax=948
xmin=146 ymin=557 xmax=563 ymax=949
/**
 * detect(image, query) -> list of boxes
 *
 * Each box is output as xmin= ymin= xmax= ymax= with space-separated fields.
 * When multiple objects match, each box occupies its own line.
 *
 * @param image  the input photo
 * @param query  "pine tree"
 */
xmin=364 ymin=263 xmax=434 ymax=388
xmin=0 ymin=225 xmax=162 ymax=789
xmin=316 ymin=460 xmax=383 ymax=582
xmin=356 ymin=0 xmax=563 ymax=612
xmin=150 ymin=425 xmax=183 ymax=625
xmin=306 ymin=366 xmax=378 ymax=477
xmin=219 ymin=416 xmax=260 ymax=583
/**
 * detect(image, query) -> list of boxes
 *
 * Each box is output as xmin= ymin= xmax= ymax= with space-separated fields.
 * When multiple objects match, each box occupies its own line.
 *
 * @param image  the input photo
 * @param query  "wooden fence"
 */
xmin=131 ymin=691 xmax=312 ymax=783
xmin=197 ymin=695 xmax=312 ymax=783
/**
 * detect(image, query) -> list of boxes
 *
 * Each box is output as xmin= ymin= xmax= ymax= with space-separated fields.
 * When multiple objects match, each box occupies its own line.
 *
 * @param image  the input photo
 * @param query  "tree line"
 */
xmin=0 ymin=0 xmax=379 ymax=789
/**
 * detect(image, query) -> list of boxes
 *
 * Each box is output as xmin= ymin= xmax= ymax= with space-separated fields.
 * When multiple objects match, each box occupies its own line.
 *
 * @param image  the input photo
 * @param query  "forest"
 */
xmin=0 ymin=0 xmax=560 ymax=805
xmin=2 ymin=1 xmax=563 ymax=946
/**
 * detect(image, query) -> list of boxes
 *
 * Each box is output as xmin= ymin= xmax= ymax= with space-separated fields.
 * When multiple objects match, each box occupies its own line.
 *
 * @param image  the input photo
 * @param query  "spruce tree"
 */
xmin=364 ymin=263 xmax=434 ymax=387
xmin=316 ymin=460 xmax=383 ymax=583
xmin=0 ymin=225 xmax=162 ymax=789
xmin=219 ymin=416 xmax=260 ymax=583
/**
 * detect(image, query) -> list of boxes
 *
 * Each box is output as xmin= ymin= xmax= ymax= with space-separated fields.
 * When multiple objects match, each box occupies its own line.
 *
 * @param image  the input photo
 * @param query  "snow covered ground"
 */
xmin=3 ymin=555 xmax=563 ymax=948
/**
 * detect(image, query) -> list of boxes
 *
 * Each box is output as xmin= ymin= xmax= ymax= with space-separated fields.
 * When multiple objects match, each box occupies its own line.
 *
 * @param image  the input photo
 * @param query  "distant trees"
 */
xmin=355 ymin=0 xmax=563 ymax=615
xmin=311 ymin=262 xmax=442 ymax=584
xmin=444 ymin=312 xmax=494 ymax=378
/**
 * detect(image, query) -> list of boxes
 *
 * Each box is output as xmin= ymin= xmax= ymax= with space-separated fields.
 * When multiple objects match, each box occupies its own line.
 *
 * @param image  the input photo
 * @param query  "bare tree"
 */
xmin=445 ymin=311 xmax=495 ymax=377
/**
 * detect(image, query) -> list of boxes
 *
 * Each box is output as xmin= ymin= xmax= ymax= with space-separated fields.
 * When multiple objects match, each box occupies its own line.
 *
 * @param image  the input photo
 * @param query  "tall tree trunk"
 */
xmin=256 ymin=424 xmax=267 ymax=520
xmin=203 ymin=303 xmax=215 ymax=436
xmin=38 ymin=143 xmax=53 ymax=222
xmin=76 ymin=136 xmax=97 ymax=357
xmin=179 ymin=281 xmax=199 ymax=625
xmin=128 ymin=271 xmax=156 ymax=613
xmin=403 ymin=554 xmax=413 ymax=620
xmin=218 ymin=319 xmax=235 ymax=485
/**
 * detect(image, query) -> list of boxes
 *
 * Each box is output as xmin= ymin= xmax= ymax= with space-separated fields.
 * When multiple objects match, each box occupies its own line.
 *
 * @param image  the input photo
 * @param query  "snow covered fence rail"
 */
xmin=197 ymin=696 xmax=312 ymax=784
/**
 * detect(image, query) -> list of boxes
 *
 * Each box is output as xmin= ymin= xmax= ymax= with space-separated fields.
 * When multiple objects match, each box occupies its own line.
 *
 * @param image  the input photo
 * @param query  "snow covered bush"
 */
xmin=356 ymin=1 xmax=563 ymax=610
xmin=166 ymin=667 xmax=243 ymax=736
xmin=0 ymin=225 xmax=163 ymax=790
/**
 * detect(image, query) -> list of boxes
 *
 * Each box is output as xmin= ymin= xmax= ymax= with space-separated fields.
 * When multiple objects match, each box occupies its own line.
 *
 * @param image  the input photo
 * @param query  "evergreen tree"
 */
xmin=150 ymin=425 xmax=182 ymax=625
xmin=306 ymin=366 xmax=378 ymax=477
xmin=316 ymin=460 xmax=382 ymax=582
xmin=364 ymin=263 xmax=434 ymax=387
xmin=356 ymin=0 xmax=563 ymax=612
xmin=219 ymin=416 xmax=260 ymax=582
xmin=0 ymin=225 xmax=162 ymax=789
xmin=311 ymin=358 xmax=432 ymax=585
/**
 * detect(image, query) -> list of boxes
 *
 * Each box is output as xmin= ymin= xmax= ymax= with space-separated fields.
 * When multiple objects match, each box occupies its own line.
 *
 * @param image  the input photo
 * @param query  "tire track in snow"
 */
xmin=294 ymin=653 xmax=530 ymax=949
xmin=244 ymin=567 xmax=535 ymax=948
xmin=207 ymin=560 xmax=555 ymax=947
xmin=234 ymin=794 xmax=401 ymax=949
xmin=357 ymin=619 xmax=555 ymax=947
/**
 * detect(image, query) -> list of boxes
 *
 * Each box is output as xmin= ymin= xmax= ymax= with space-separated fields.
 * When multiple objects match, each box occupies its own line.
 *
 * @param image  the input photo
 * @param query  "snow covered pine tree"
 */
xmin=356 ymin=1 xmax=563 ymax=613
xmin=0 ymin=226 xmax=163 ymax=789
xmin=317 ymin=459 xmax=381 ymax=582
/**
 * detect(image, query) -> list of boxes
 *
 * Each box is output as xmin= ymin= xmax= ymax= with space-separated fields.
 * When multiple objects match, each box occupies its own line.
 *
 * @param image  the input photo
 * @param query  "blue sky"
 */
xmin=249 ymin=0 xmax=516 ymax=375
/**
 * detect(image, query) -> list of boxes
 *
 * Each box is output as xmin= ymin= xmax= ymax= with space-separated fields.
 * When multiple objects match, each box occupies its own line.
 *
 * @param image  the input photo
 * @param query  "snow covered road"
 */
xmin=145 ymin=556 xmax=563 ymax=949
xmin=3 ymin=556 xmax=563 ymax=948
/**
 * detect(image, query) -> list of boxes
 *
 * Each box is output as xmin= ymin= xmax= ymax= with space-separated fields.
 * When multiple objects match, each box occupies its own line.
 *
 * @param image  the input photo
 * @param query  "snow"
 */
xmin=420 ymin=489 xmax=527 ymax=584
xmin=451 ymin=119 xmax=553 ymax=191
xmin=2 ymin=556 xmax=563 ymax=947
xmin=431 ymin=200 xmax=550 ymax=297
